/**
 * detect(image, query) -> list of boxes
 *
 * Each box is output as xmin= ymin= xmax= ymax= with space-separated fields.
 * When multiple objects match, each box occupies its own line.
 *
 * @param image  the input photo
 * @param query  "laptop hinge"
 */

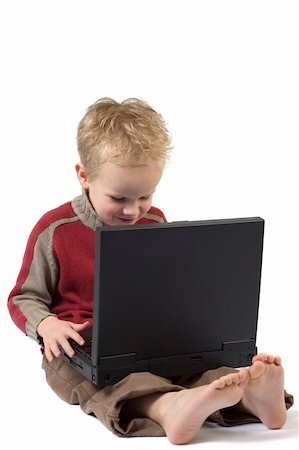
xmin=222 ymin=339 xmax=256 ymax=351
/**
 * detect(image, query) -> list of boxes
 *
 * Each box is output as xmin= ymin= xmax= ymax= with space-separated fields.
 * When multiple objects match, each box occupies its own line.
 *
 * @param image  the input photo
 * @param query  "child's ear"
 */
xmin=75 ymin=163 xmax=89 ymax=189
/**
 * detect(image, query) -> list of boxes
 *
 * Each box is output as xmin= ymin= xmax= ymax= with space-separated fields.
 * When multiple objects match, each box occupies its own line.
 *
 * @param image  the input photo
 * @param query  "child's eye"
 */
xmin=111 ymin=196 xmax=125 ymax=202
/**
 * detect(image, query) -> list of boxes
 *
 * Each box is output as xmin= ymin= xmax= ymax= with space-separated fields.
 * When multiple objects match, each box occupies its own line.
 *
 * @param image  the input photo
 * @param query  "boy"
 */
xmin=8 ymin=97 xmax=293 ymax=445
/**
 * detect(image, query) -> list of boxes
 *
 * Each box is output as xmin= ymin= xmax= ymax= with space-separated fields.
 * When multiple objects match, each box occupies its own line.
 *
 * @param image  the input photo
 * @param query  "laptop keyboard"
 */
xmin=71 ymin=337 xmax=92 ymax=359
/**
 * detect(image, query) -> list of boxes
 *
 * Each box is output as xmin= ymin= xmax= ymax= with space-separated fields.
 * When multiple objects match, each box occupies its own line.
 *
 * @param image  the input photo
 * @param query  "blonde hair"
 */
xmin=77 ymin=97 xmax=172 ymax=179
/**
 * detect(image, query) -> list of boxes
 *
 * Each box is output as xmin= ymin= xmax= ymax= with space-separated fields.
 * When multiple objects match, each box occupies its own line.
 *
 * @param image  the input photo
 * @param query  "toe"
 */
xmin=249 ymin=360 xmax=265 ymax=380
xmin=252 ymin=353 xmax=267 ymax=363
xmin=266 ymin=354 xmax=275 ymax=364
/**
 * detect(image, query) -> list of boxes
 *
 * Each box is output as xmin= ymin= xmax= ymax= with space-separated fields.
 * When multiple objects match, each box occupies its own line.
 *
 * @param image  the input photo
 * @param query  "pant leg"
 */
xmin=42 ymin=357 xmax=294 ymax=436
xmin=42 ymin=356 xmax=184 ymax=437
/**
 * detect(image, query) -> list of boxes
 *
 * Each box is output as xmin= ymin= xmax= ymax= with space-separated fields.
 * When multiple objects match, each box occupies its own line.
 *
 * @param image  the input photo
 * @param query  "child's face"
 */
xmin=76 ymin=162 xmax=164 ymax=226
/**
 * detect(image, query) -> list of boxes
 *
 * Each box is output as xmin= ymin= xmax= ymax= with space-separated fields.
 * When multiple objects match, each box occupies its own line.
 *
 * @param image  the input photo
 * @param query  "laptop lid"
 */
xmin=91 ymin=217 xmax=264 ymax=369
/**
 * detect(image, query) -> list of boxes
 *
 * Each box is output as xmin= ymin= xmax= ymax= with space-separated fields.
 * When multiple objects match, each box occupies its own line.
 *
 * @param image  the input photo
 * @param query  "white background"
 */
xmin=1 ymin=0 xmax=298 ymax=449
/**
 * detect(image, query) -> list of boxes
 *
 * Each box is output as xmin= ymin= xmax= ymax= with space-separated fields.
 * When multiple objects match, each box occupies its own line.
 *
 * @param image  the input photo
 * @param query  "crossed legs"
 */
xmin=122 ymin=353 xmax=287 ymax=445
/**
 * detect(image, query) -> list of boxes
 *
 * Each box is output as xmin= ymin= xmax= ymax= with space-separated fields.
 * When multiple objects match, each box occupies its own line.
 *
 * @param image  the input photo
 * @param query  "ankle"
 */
xmin=120 ymin=392 xmax=174 ymax=424
xmin=145 ymin=392 xmax=177 ymax=426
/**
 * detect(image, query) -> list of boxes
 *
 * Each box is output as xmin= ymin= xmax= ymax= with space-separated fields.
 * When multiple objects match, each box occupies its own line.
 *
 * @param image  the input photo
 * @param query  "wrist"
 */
xmin=37 ymin=315 xmax=57 ymax=337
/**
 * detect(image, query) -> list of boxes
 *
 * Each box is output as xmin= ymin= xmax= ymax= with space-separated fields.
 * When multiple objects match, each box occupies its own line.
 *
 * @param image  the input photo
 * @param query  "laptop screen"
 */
xmin=91 ymin=218 xmax=264 ymax=367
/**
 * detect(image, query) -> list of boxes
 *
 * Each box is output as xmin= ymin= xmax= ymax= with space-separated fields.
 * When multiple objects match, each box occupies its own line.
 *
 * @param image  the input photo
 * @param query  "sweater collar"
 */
xmin=71 ymin=190 xmax=103 ymax=231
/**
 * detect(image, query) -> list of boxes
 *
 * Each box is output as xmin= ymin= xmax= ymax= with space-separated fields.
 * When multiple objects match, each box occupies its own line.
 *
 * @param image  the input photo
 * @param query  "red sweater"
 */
xmin=8 ymin=191 xmax=166 ymax=343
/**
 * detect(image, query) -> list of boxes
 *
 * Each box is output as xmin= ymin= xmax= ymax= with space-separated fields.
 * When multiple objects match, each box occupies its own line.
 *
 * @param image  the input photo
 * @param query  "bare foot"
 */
xmin=156 ymin=368 xmax=249 ymax=445
xmin=241 ymin=353 xmax=287 ymax=429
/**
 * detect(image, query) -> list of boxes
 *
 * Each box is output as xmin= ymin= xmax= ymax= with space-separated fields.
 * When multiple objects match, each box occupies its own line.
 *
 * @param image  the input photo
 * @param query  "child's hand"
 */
xmin=37 ymin=316 xmax=90 ymax=362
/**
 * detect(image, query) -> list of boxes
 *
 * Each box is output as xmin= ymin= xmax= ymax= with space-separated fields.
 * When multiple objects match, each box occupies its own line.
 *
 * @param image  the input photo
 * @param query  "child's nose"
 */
xmin=123 ymin=201 xmax=139 ymax=216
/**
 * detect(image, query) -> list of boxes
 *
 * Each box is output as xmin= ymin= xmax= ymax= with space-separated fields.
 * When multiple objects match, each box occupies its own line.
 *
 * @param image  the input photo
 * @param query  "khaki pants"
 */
xmin=42 ymin=356 xmax=294 ymax=437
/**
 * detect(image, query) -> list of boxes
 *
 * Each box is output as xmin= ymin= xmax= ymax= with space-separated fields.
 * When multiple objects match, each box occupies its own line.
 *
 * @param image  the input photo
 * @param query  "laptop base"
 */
xmin=61 ymin=340 xmax=257 ymax=387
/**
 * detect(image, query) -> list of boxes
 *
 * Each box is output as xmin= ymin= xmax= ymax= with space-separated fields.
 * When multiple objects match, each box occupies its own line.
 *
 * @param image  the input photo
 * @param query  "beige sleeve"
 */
xmin=11 ymin=225 xmax=58 ymax=343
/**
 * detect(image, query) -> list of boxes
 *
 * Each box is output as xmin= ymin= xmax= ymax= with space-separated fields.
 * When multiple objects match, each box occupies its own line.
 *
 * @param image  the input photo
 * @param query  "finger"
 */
xmin=66 ymin=328 xmax=85 ymax=346
xmin=60 ymin=339 xmax=76 ymax=359
xmin=49 ymin=341 xmax=61 ymax=358
xmin=44 ymin=344 xmax=54 ymax=362
xmin=73 ymin=321 xmax=91 ymax=332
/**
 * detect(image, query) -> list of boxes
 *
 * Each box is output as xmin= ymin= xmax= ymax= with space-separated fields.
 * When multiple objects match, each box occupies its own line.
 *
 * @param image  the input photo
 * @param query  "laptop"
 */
xmin=61 ymin=217 xmax=264 ymax=386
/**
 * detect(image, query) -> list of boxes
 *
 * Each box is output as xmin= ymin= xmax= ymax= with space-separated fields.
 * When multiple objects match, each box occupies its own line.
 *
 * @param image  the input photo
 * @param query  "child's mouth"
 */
xmin=117 ymin=217 xmax=137 ymax=224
